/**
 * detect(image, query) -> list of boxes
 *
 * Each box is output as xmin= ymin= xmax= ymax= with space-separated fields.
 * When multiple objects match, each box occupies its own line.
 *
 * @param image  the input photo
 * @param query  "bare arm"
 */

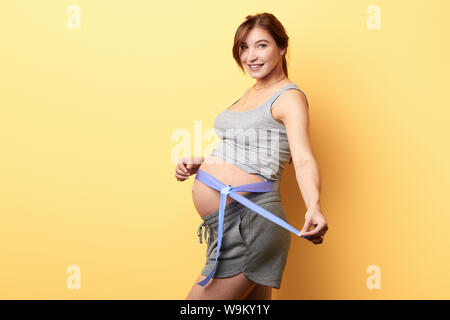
xmin=275 ymin=89 xmax=328 ymax=244
xmin=294 ymin=160 xmax=321 ymax=211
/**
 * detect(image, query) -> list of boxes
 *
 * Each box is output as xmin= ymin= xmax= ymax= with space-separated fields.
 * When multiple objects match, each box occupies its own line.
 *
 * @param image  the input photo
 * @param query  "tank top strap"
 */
xmin=267 ymin=83 xmax=309 ymax=109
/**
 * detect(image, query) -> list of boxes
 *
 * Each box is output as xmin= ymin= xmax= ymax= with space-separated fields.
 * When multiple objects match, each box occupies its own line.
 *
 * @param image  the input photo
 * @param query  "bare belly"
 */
xmin=192 ymin=155 xmax=264 ymax=218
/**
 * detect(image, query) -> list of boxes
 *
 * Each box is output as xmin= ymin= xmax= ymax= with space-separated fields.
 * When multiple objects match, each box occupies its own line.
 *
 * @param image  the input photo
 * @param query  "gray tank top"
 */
xmin=210 ymin=83 xmax=309 ymax=181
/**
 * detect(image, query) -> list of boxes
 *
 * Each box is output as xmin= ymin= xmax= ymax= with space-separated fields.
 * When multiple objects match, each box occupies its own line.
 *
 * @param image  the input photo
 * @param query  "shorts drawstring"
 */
xmin=197 ymin=221 xmax=213 ymax=244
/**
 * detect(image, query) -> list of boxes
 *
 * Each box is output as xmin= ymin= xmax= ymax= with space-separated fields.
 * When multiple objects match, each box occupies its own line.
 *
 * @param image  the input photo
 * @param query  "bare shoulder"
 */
xmin=272 ymin=87 xmax=309 ymax=124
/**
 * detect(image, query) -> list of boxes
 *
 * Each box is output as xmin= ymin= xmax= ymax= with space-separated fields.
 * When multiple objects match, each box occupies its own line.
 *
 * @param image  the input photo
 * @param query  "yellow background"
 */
xmin=1 ymin=0 xmax=449 ymax=299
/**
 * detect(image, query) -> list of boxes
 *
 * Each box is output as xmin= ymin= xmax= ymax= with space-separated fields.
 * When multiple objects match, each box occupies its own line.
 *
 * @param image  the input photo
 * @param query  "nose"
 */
xmin=246 ymin=48 xmax=259 ymax=62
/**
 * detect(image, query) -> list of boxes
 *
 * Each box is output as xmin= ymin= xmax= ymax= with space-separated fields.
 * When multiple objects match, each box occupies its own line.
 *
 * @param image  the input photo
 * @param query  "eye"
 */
xmin=240 ymin=43 xmax=267 ymax=50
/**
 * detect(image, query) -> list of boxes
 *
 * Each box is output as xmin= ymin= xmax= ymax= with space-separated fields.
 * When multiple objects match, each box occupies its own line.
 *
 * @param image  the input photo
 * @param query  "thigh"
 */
xmin=186 ymin=272 xmax=256 ymax=300
xmin=244 ymin=284 xmax=272 ymax=300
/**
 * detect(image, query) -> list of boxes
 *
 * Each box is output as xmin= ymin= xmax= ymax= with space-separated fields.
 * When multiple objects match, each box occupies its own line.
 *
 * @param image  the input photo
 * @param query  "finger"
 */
xmin=176 ymin=167 xmax=189 ymax=176
xmin=302 ymin=221 xmax=326 ymax=237
xmin=175 ymin=174 xmax=187 ymax=181
xmin=175 ymin=170 xmax=188 ymax=179
xmin=299 ymin=219 xmax=313 ymax=237
xmin=301 ymin=223 xmax=318 ymax=237
xmin=178 ymin=164 xmax=188 ymax=174
xmin=304 ymin=229 xmax=321 ymax=238
xmin=175 ymin=171 xmax=186 ymax=179
xmin=177 ymin=158 xmax=189 ymax=173
xmin=175 ymin=173 xmax=188 ymax=181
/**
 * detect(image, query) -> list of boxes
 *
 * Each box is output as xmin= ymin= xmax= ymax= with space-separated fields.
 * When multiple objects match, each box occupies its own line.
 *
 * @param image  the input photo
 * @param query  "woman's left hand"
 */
xmin=299 ymin=209 xmax=328 ymax=245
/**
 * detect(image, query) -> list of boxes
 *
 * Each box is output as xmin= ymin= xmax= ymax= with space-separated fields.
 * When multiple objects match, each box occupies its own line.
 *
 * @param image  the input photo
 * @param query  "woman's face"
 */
xmin=240 ymin=27 xmax=286 ymax=79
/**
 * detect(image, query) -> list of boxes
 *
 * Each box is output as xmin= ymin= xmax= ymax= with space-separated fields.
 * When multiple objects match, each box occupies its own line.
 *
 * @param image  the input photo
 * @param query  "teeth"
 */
xmin=250 ymin=64 xmax=263 ymax=68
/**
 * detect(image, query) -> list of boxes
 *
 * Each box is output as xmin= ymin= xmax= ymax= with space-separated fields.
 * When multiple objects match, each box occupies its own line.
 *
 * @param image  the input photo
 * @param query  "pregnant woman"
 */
xmin=176 ymin=13 xmax=328 ymax=300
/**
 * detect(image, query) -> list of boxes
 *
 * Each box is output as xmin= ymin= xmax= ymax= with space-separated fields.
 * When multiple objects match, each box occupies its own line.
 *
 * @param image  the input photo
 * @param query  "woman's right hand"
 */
xmin=175 ymin=156 xmax=203 ymax=182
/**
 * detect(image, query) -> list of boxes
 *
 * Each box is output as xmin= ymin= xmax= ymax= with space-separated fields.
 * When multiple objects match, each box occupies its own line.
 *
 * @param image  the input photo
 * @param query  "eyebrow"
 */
xmin=241 ymin=39 xmax=269 ymax=45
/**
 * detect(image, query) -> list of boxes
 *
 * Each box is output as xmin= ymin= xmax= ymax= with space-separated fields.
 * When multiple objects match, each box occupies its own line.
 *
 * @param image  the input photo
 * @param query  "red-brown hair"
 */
xmin=232 ymin=12 xmax=290 ymax=78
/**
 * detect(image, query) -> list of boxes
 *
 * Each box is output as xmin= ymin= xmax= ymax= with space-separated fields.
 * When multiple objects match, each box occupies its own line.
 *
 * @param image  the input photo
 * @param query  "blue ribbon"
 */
xmin=195 ymin=169 xmax=310 ymax=287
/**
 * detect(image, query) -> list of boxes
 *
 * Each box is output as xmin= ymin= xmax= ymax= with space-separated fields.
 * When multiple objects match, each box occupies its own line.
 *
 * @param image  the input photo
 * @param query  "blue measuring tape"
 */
xmin=195 ymin=169 xmax=310 ymax=287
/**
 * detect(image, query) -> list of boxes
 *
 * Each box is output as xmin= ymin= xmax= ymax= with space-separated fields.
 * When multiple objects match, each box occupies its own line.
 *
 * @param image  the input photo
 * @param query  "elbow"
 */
xmin=293 ymin=157 xmax=315 ymax=170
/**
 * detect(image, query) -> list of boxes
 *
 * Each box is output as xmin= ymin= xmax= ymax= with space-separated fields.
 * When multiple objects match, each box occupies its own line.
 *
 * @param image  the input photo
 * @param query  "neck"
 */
xmin=254 ymin=63 xmax=287 ymax=89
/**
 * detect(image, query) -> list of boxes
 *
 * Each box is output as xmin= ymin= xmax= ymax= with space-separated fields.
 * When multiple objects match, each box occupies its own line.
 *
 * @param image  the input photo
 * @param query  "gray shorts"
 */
xmin=196 ymin=190 xmax=291 ymax=289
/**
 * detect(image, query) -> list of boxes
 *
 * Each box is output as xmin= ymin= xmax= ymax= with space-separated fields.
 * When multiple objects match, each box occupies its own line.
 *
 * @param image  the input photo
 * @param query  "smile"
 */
xmin=248 ymin=64 xmax=264 ymax=70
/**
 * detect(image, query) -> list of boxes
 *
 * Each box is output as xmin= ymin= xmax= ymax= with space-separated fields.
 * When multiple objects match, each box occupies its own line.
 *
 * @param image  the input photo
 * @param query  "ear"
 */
xmin=280 ymin=47 xmax=287 ymax=56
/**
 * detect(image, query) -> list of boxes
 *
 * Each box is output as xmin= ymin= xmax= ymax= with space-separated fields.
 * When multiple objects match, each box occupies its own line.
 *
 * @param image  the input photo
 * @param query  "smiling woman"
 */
xmin=180 ymin=12 xmax=327 ymax=300
xmin=232 ymin=15 xmax=290 ymax=79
